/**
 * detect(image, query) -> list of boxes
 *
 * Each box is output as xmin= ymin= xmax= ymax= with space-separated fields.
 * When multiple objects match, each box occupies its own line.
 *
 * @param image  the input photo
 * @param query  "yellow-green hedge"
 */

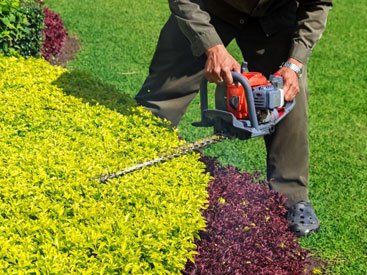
xmin=0 ymin=56 xmax=210 ymax=273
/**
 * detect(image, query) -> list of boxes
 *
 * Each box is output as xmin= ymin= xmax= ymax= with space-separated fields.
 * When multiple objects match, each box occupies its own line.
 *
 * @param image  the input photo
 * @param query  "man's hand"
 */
xmin=277 ymin=58 xmax=303 ymax=101
xmin=205 ymin=44 xmax=241 ymax=84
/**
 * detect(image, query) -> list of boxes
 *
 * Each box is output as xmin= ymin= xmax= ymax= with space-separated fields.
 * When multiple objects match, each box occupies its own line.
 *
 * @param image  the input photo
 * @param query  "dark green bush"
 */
xmin=0 ymin=0 xmax=44 ymax=57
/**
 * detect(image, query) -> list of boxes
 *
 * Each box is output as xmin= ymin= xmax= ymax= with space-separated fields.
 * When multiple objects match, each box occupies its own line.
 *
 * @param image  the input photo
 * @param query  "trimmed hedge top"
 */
xmin=0 ymin=56 xmax=210 ymax=273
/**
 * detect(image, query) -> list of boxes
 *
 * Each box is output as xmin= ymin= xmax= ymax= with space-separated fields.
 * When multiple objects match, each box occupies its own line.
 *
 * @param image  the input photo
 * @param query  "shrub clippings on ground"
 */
xmin=183 ymin=157 xmax=310 ymax=275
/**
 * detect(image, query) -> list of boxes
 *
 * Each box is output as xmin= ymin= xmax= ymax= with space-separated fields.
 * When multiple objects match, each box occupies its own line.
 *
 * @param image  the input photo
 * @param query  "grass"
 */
xmin=44 ymin=0 xmax=367 ymax=273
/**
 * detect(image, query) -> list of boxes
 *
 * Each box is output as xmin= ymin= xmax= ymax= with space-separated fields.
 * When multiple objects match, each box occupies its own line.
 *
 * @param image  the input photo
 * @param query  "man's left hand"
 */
xmin=277 ymin=58 xmax=303 ymax=101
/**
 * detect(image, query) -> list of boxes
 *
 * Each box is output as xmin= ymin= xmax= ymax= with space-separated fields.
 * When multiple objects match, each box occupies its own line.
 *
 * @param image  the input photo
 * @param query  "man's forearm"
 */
xmin=168 ymin=0 xmax=223 ymax=56
xmin=290 ymin=1 xmax=333 ymax=64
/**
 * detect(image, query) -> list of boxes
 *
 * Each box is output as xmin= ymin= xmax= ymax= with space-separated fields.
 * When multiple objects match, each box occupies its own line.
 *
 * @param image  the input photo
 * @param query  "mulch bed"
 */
xmin=48 ymin=35 xmax=80 ymax=66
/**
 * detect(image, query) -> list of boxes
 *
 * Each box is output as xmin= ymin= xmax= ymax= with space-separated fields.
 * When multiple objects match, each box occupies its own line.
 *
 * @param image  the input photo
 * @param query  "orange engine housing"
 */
xmin=226 ymin=72 xmax=270 ymax=119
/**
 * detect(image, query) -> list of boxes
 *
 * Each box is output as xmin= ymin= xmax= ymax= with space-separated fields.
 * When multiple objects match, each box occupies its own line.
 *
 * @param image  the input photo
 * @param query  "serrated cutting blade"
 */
xmin=98 ymin=135 xmax=226 ymax=183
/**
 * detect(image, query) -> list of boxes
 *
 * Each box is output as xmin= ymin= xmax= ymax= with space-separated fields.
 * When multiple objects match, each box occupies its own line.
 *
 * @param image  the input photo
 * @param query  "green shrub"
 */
xmin=0 ymin=56 xmax=210 ymax=273
xmin=0 ymin=0 xmax=44 ymax=57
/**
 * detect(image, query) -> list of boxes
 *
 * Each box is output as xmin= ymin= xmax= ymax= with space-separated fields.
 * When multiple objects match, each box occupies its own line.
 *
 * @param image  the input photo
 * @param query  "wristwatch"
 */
xmin=281 ymin=61 xmax=303 ymax=78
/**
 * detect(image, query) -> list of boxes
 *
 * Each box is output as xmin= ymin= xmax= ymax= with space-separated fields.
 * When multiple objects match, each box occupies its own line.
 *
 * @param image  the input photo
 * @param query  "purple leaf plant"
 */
xmin=41 ymin=7 xmax=67 ymax=61
xmin=183 ymin=157 xmax=310 ymax=275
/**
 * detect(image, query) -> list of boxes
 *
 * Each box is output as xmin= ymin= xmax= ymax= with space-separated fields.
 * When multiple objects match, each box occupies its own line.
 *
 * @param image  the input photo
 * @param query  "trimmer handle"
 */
xmin=231 ymin=72 xmax=260 ymax=130
xmin=192 ymin=71 xmax=259 ymax=128
xmin=191 ymin=78 xmax=213 ymax=127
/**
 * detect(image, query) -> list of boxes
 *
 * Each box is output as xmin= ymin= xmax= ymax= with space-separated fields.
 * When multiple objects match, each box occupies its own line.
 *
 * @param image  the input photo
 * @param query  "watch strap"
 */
xmin=281 ymin=62 xmax=303 ymax=78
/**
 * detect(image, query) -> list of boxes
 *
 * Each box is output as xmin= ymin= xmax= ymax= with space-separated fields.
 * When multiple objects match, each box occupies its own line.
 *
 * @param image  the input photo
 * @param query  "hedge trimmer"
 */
xmin=98 ymin=63 xmax=295 ymax=183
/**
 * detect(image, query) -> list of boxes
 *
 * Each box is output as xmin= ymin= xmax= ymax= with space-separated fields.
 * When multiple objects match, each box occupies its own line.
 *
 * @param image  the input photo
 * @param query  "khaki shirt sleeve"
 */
xmin=290 ymin=1 xmax=333 ymax=64
xmin=169 ymin=0 xmax=223 ymax=56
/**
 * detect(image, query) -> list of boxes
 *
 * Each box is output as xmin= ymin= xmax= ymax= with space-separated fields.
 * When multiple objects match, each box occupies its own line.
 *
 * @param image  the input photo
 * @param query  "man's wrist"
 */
xmin=281 ymin=58 xmax=303 ymax=78
xmin=287 ymin=58 xmax=303 ymax=68
xmin=206 ymin=44 xmax=225 ymax=56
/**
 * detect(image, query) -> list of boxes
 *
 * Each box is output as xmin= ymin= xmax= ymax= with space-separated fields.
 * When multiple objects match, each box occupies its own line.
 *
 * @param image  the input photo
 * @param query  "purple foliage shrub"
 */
xmin=183 ymin=157 xmax=309 ymax=275
xmin=41 ymin=7 xmax=67 ymax=61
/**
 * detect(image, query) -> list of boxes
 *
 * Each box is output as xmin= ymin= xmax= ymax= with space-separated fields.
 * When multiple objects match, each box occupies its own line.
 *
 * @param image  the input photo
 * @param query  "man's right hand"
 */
xmin=205 ymin=44 xmax=241 ymax=84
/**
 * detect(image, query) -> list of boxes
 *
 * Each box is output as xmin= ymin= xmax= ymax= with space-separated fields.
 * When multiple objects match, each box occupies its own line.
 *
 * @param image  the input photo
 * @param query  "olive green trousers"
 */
xmin=135 ymin=15 xmax=309 ymax=206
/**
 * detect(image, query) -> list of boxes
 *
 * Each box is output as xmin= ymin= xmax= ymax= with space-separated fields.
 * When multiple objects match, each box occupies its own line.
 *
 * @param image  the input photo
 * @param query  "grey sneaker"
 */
xmin=287 ymin=202 xmax=320 ymax=237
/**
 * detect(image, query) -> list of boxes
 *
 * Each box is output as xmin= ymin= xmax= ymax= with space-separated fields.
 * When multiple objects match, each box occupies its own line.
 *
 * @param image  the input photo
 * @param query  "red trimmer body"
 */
xmin=226 ymin=72 xmax=270 ymax=119
xmin=193 ymin=62 xmax=295 ymax=139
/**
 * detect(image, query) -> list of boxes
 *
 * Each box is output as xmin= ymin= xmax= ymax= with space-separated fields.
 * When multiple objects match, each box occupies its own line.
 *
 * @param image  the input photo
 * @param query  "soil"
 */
xmin=48 ymin=35 xmax=80 ymax=67
xmin=304 ymin=256 xmax=327 ymax=274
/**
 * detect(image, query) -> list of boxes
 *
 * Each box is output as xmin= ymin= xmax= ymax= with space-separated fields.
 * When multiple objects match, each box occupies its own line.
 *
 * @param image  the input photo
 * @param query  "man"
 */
xmin=135 ymin=0 xmax=332 ymax=236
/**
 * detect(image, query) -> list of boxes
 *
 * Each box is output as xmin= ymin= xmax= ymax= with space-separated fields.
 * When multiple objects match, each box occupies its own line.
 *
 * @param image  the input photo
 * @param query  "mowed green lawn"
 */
xmin=45 ymin=0 xmax=367 ymax=273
